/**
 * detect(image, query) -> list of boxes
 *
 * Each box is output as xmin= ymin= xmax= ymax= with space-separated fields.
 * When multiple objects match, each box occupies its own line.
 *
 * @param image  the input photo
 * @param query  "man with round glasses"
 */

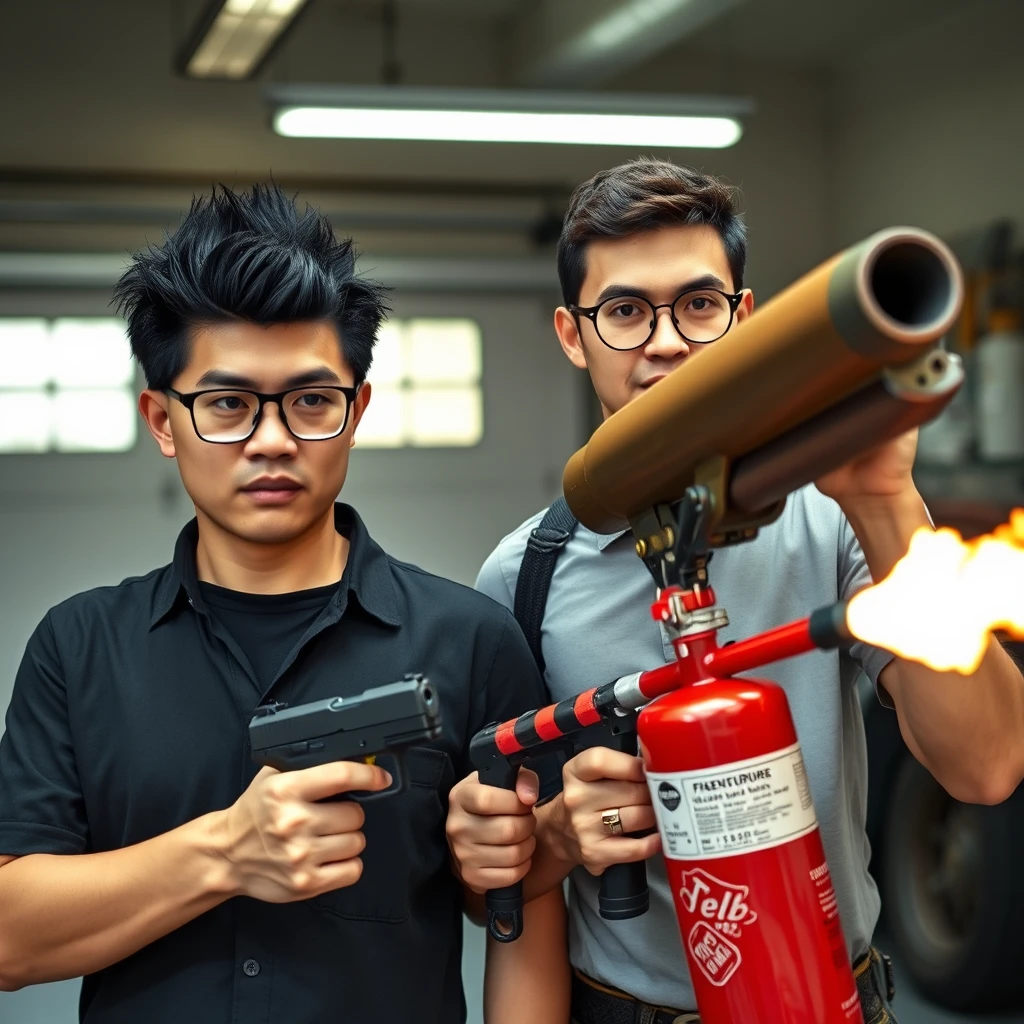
xmin=568 ymin=284 xmax=744 ymax=354
xmin=0 ymin=184 xmax=568 ymax=1023
xmin=446 ymin=159 xmax=1024 ymax=1023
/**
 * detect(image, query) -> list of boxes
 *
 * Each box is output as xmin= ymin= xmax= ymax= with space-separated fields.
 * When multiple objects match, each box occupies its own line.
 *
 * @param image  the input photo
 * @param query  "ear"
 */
xmin=349 ymin=381 xmax=372 ymax=448
xmin=734 ymin=288 xmax=755 ymax=324
xmin=139 ymin=390 xmax=177 ymax=458
xmin=554 ymin=306 xmax=588 ymax=371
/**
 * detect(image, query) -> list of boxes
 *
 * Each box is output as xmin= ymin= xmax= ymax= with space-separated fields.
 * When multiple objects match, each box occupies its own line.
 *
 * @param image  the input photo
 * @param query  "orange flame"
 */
xmin=845 ymin=510 xmax=1024 ymax=674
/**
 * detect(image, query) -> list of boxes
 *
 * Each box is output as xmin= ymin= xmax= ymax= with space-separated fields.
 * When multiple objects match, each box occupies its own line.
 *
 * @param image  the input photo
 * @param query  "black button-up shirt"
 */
xmin=0 ymin=505 xmax=545 ymax=1024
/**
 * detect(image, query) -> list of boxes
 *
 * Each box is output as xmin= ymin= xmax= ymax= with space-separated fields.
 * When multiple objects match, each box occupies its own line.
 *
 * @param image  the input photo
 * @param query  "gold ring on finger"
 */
xmin=601 ymin=809 xmax=624 ymax=836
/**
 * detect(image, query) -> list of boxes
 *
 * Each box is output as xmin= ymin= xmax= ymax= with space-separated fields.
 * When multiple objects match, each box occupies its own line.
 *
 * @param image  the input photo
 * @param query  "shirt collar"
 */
xmin=595 ymin=528 xmax=629 ymax=552
xmin=150 ymin=503 xmax=402 ymax=629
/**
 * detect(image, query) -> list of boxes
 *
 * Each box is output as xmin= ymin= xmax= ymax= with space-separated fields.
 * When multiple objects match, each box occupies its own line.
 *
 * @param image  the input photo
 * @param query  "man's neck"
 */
xmin=194 ymin=508 xmax=349 ymax=595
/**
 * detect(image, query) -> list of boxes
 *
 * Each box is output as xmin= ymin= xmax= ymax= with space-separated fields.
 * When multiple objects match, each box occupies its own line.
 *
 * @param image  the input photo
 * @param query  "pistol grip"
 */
xmin=483 ymin=762 xmax=524 ymax=943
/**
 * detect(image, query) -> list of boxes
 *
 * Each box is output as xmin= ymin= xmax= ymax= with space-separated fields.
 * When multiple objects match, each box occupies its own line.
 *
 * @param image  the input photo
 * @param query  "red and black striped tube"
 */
xmin=702 ymin=601 xmax=852 ymax=678
xmin=491 ymin=687 xmax=602 ymax=757
xmin=474 ymin=601 xmax=853 ymax=767
xmin=473 ymin=660 xmax=686 ymax=766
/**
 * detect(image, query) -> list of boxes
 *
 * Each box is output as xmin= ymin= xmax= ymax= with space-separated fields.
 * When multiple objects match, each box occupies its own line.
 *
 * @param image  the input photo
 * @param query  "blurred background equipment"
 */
xmin=3 ymin=0 xmax=1024 ymax=1022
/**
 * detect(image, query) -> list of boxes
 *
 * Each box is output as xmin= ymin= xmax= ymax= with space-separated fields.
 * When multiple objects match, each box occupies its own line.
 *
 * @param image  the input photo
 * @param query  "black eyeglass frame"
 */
xmin=569 ymin=288 xmax=746 ymax=351
xmin=164 ymin=385 xmax=360 ymax=444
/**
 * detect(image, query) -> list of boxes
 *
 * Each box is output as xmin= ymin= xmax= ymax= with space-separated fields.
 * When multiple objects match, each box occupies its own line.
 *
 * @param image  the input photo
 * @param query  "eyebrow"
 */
xmin=593 ymin=274 xmax=728 ymax=305
xmin=193 ymin=366 xmax=345 ymax=390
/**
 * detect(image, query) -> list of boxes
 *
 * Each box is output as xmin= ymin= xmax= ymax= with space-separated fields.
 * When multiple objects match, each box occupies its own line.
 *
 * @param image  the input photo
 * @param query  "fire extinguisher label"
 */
xmin=646 ymin=742 xmax=817 ymax=859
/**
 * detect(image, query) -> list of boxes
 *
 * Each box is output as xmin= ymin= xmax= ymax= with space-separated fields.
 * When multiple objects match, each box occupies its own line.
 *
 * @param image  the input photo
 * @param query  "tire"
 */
xmin=881 ymin=753 xmax=1024 ymax=1011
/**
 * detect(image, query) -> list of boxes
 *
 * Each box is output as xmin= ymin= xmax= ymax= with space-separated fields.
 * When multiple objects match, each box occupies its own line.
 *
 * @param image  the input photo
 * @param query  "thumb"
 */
xmin=515 ymin=767 xmax=540 ymax=807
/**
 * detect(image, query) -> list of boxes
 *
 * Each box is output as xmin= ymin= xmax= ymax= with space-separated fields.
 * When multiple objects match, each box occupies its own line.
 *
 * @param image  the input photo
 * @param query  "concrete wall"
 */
xmin=827 ymin=0 xmax=1024 ymax=247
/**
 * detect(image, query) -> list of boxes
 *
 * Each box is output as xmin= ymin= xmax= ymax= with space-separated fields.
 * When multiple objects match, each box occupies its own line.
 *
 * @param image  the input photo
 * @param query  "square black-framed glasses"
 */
xmin=164 ymin=385 xmax=359 ymax=443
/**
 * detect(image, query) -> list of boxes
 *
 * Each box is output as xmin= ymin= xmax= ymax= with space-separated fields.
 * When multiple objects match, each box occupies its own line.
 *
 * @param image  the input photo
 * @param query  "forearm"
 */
xmin=0 ymin=810 xmax=236 ymax=989
xmin=484 ymin=887 xmax=570 ymax=1024
xmin=882 ymin=641 xmax=1024 ymax=803
xmin=846 ymin=488 xmax=1024 ymax=803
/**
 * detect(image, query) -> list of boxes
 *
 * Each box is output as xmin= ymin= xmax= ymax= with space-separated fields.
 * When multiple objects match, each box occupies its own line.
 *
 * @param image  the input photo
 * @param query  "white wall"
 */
xmin=613 ymin=54 xmax=834 ymax=301
xmin=827 ymin=0 xmax=1024 ymax=247
xmin=0 ymin=287 xmax=581 ymax=1024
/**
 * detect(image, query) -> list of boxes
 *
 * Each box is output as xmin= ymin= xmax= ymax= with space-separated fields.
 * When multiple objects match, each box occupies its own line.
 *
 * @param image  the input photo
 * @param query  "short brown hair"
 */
xmin=556 ymin=159 xmax=747 ymax=306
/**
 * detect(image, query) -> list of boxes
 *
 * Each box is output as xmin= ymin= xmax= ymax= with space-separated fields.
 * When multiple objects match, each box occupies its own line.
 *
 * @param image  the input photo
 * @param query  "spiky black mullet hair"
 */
xmin=113 ymin=183 xmax=389 ymax=390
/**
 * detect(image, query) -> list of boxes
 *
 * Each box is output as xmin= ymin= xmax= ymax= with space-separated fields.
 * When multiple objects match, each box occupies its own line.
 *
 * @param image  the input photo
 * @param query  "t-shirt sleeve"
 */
xmin=475 ymin=543 xmax=516 ymax=612
xmin=0 ymin=612 xmax=90 ymax=855
xmin=838 ymin=514 xmax=896 ymax=708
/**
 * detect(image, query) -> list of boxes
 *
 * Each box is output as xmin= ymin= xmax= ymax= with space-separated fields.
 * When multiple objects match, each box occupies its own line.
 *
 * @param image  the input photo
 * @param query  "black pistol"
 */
xmin=249 ymin=675 xmax=442 ymax=798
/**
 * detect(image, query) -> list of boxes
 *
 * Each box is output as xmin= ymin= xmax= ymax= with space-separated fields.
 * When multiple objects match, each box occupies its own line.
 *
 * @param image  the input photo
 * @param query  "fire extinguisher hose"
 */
xmin=702 ymin=601 xmax=853 ymax=678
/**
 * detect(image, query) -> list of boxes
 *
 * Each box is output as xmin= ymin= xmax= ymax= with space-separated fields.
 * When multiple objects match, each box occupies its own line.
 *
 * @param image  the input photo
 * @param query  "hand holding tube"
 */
xmin=446 ymin=768 xmax=539 ymax=897
xmin=563 ymin=227 xmax=964 ymax=535
xmin=555 ymin=747 xmax=661 ymax=875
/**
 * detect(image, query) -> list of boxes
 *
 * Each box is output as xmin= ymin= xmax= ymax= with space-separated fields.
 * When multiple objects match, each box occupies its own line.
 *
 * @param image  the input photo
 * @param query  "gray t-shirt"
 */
xmin=476 ymin=485 xmax=894 ymax=1010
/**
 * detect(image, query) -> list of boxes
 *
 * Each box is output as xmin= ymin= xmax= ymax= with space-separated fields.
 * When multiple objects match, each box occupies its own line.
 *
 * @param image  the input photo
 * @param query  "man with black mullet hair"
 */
xmin=0 ymin=183 xmax=568 ymax=1024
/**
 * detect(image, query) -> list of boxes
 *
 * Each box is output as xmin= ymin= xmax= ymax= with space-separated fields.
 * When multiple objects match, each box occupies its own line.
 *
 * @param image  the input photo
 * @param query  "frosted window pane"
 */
xmin=354 ymin=386 xmax=405 ymax=447
xmin=0 ymin=391 xmax=51 ymax=451
xmin=51 ymin=319 xmax=134 ymax=388
xmin=370 ymin=322 xmax=405 ymax=386
xmin=0 ymin=320 xmax=51 ymax=387
xmin=406 ymin=319 xmax=480 ymax=384
xmin=408 ymin=387 xmax=482 ymax=446
xmin=53 ymin=389 xmax=137 ymax=452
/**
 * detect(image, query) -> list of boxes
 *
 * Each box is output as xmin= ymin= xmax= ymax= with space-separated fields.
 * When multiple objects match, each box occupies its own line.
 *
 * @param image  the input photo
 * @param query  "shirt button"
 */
xmin=242 ymin=959 xmax=261 ymax=977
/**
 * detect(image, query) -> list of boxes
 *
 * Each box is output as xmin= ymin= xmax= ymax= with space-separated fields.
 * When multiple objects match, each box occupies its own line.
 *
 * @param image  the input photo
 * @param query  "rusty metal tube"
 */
xmin=728 ymin=346 xmax=964 ymax=514
xmin=563 ymin=227 xmax=964 ymax=533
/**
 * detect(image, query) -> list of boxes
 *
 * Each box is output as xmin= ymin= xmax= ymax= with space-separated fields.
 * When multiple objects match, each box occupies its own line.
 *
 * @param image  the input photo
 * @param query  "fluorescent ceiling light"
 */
xmin=275 ymin=108 xmax=742 ymax=148
xmin=267 ymin=86 xmax=750 ymax=149
xmin=179 ymin=0 xmax=308 ymax=80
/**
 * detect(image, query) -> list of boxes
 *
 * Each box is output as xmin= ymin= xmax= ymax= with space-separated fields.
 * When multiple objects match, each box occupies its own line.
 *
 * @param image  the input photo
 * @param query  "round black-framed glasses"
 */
xmin=570 ymin=288 xmax=745 ymax=352
xmin=164 ymin=385 xmax=359 ymax=444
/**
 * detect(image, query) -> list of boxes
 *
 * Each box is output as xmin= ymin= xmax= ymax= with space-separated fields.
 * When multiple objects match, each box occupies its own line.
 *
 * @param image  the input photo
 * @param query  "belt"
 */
xmin=571 ymin=948 xmax=896 ymax=1024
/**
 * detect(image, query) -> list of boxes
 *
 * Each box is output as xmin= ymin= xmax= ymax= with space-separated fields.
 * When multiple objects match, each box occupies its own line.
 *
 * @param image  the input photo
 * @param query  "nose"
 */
xmin=643 ymin=306 xmax=690 ymax=359
xmin=243 ymin=401 xmax=298 ymax=458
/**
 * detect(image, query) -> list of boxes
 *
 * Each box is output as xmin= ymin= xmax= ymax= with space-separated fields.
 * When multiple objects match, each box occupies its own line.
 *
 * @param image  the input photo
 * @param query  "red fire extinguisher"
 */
xmin=637 ymin=583 xmax=862 ymax=1023
xmin=472 ymin=484 xmax=867 ymax=1021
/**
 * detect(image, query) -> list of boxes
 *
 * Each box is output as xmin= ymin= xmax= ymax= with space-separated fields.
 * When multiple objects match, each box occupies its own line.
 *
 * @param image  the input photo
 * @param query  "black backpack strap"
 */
xmin=513 ymin=496 xmax=579 ymax=675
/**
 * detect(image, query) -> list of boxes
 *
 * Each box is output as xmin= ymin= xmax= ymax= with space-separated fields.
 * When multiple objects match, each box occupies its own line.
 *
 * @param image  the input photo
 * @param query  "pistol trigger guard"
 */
xmin=351 ymin=752 xmax=405 ymax=802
